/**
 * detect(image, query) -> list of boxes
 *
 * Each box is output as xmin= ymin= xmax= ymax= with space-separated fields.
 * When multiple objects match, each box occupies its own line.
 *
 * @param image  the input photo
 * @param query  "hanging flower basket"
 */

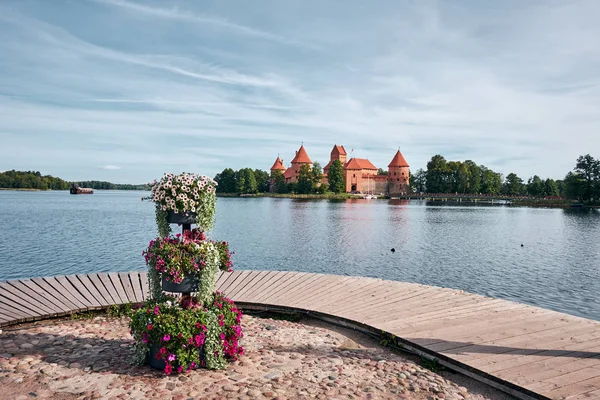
xmin=167 ymin=210 xmax=197 ymax=225
xmin=162 ymin=275 xmax=199 ymax=293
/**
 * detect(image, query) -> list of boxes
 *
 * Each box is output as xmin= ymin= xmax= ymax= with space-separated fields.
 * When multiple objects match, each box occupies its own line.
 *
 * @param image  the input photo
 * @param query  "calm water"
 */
xmin=1 ymin=190 xmax=599 ymax=321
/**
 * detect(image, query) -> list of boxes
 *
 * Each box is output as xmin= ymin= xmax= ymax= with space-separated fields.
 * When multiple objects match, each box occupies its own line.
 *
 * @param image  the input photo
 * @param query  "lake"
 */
xmin=1 ymin=190 xmax=599 ymax=321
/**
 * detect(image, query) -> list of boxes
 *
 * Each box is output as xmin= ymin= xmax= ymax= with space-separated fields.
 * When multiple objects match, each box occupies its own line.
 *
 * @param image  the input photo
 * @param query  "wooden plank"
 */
xmin=227 ymin=270 xmax=267 ymax=300
xmin=235 ymin=271 xmax=281 ymax=303
xmin=543 ymin=374 xmax=600 ymax=399
xmin=118 ymin=272 xmax=137 ymax=303
xmin=0 ymin=281 xmax=58 ymax=316
xmin=96 ymin=273 xmax=122 ymax=304
xmin=0 ymin=298 xmax=35 ymax=321
xmin=139 ymin=271 xmax=150 ymax=300
xmin=273 ymin=273 xmax=328 ymax=307
xmin=238 ymin=270 xmax=283 ymax=302
xmin=59 ymin=275 xmax=103 ymax=309
xmin=108 ymin=272 xmax=131 ymax=304
xmin=221 ymin=271 xmax=258 ymax=301
xmin=20 ymin=279 xmax=74 ymax=313
xmin=87 ymin=273 xmax=119 ymax=305
xmin=44 ymin=276 xmax=89 ymax=311
xmin=76 ymin=274 xmax=112 ymax=307
xmin=215 ymin=270 xmax=237 ymax=292
xmin=251 ymin=271 xmax=300 ymax=303
xmin=128 ymin=272 xmax=144 ymax=303
xmin=218 ymin=270 xmax=248 ymax=297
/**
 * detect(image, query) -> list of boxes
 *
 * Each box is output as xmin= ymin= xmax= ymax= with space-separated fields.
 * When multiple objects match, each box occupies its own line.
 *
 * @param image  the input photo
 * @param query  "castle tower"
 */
xmin=284 ymin=145 xmax=312 ymax=183
xmin=270 ymin=156 xmax=285 ymax=176
xmin=323 ymin=144 xmax=347 ymax=176
xmin=388 ymin=149 xmax=410 ymax=194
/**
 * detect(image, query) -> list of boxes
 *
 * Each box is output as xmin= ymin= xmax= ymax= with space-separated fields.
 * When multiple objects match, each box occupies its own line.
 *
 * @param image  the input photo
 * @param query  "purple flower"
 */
xmin=163 ymin=334 xmax=171 ymax=342
xmin=168 ymin=354 xmax=176 ymax=362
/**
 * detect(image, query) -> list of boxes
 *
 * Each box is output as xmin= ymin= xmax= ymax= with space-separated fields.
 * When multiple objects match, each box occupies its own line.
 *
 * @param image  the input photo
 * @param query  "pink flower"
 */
xmin=177 ymin=366 xmax=184 ymax=374
xmin=168 ymin=354 xmax=176 ymax=362
xmin=147 ymin=324 xmax=153 ymax=331
xmin=163 ymin=334 xmax=171 ymax=342
xmin=154 ymin=306 xmax=160 ymax=315
xmin=164 ymin=364 xmax=173 ymax=375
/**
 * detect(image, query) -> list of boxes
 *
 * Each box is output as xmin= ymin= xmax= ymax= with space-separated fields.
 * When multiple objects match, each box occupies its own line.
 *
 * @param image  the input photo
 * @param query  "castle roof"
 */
xmin=270 ymin=156 xmax=285 ymax=171
xmin=388 ymin=150 xmax=410 ymax=168
xmin=331 ymin=144 xmax=347 ymax=156
xmin=283 ymin=167 xmax=295 ymax=180
xmin=345 ymin=158 xmax=377 ymax=170
xmin=291 ymin=145 xmax=312 ymax=164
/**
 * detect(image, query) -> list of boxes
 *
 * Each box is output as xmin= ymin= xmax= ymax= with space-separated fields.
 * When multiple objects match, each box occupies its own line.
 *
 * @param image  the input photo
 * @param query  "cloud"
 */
xmin=0 ymin=1 xmax=599 ymax=183
xmin=101 ymin=165 xmax=122 ymax=170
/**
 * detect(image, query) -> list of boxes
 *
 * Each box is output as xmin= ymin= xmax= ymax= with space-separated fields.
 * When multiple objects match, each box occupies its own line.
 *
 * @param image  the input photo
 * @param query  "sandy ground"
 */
xmin=0 ymin=313 xmax=515 ymax=400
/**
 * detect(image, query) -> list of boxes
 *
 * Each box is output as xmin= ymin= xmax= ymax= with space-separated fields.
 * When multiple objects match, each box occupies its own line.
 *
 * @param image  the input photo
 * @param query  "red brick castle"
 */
xmin=270 ymin=144 xmax=411 ymax=195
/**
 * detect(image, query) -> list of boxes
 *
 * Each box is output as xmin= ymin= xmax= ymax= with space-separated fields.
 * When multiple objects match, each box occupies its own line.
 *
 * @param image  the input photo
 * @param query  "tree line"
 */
xmin=214 ymin=160 xmax=348 ymax=195
xmin=0 ymin=170 xmax=146 ymax=191
xmin=0 ymin=170 xmax=71 ymax=190
xmin=411 ymin=154 xmax=600 ymax=203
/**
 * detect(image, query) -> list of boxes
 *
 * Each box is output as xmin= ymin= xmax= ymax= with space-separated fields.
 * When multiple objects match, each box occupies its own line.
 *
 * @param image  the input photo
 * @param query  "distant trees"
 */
xmin=327 ymin=160 xmax=346 ymax=193
xmin=410 ymin=168 xmax=426 ymax=193
xmin=214 ymin=168 xmax=269 ymax=195
xmin=0 ymin=170 xmax=70 ymax=190
xmin=424 ymin=155 xmax=502 ymax=195
xmin=564 ymin=154 xmax=600 ymax=203
xmin=377 ymin=168 xmax=388 ymax=176
xmin=503 ymin=173 xmax=525 ymax=196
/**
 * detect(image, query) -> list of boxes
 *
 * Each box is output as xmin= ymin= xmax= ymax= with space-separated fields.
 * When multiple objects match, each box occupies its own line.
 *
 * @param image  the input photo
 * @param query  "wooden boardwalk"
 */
xmin=1 ymin=270 xmax=599 ymax=400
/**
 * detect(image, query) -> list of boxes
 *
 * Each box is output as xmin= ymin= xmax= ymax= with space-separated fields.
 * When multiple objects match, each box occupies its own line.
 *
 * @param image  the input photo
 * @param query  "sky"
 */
xmin=0 ymin=0 xmax=599 ymax=183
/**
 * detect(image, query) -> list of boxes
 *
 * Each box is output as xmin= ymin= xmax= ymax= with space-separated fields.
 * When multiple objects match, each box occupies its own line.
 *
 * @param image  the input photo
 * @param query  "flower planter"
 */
xmin=147 ymin=344 xmax=205 ymax=372
xmin=147 ymin=344 xmax=166 ymax=370
xmin=167 ymin=210 xmax=197 ymax=225
xmin=162 ymin=275 xmax=199 ymax=293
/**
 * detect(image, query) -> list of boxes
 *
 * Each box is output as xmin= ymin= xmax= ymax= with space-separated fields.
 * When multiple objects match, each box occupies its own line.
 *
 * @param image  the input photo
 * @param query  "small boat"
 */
xmin=70 ymin=184 xmax=93 ymax=194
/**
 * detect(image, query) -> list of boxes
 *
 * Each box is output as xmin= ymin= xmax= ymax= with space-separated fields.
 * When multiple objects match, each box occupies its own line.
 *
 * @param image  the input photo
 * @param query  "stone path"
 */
xmin=0 ymin=314 xmax=512 ymax=400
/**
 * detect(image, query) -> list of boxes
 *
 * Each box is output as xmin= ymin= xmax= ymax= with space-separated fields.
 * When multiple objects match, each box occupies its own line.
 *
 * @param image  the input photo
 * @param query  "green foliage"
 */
xmin=74 ymin=181 xmax=146 ymax=190
xmin=254 ymin=169 xmax=270 ymax=193
xmin=235 ymin=168 xmax=258 ymax=194
xmin=108 ymin=303 xmax=134 ymax=318
xmin=156 ymin=206 xmax=171 ymax=238
xmin=0 ymin=170 xmax=70 ymax=190
xmin=328 ymin=160 xmax=346 ymax=193
xmin=574 ymin=154 xmax=600 ymax=203
xmin=425 ymin=155 xmax=448 ymax=193
xmin=297 ymin=164 xmax=313 ymax=194
xmin=270 ymin=170 xmax=287 ymax=194
xmin=214 ymin=168 xmax=236 ymax=193
xmin=411 ymin=168 xmax=426 ymax=192
xmin=377 ymin=168 xmax=388 ymax=176
xmin=420 ymin=357 xmax=445 ymax=373
xmin=503 ymin=173 xmax=525 ymax=196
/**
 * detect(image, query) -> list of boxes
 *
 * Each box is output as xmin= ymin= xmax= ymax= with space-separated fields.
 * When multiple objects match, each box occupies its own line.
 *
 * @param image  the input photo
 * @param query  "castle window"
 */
xmin=394 ymin=172 xmax=396 ymax=176
xmin=353 ymin=174 xmax=356 ymax=178
xmin=397 ymin=178 xmax=400 ymax=182
xmin=402 ymin=172 xmax=405 ymax=176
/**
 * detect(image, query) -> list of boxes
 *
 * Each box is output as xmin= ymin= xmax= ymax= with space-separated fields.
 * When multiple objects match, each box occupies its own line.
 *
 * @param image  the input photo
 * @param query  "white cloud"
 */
xmin=0 ymin=0 xmax=599 ymax=182
xmin=101 ymin=165 xmax=122 ymax=170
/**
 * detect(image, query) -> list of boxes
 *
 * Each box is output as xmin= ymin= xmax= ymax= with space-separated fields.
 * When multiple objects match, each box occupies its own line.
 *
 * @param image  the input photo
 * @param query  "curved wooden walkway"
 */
xmin=1 ymin=271 xmax=599 ymax=400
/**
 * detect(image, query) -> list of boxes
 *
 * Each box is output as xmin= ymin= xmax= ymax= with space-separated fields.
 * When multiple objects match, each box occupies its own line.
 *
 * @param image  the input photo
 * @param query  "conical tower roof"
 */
xmin=388 ymin=149 xmax=410 ymax=168
xmin=291 ymin=145 xmax=312 ymax=164
xmin=270 ymin=156 xmax=285 ymax=171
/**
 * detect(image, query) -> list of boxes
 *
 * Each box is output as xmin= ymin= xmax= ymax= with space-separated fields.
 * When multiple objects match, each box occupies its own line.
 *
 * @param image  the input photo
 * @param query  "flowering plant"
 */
xmin=130 ymin=293 xmax=244 ymax=374
xmin=149 ymin=173 xmax=217 ymax=234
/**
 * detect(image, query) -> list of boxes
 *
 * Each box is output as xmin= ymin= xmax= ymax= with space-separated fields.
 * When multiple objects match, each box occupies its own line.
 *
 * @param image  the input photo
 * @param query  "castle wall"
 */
xmin=360 ymin=175 xmax=388 ymax=195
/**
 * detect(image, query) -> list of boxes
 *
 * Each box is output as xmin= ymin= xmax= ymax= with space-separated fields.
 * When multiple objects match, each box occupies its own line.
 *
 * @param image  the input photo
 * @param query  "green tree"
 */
xmin=464 ymin=160 xmax=481 ymax=194
xmin=311 ymin=162 xmax=324 ymax=193
xmin=503 ymin=173 xmax=524 ymax=196
xmin=574 ymin=154 xmax=600 ymax=203
xmin=411 ymin=168 xmax=427 ymax=193
xmin=426 ymin=155 xmax=449 ymax=193
xmin=214 ymin=168 xmax=236 ymax=193
xmin=377 ymin=168 xmax=388 ymax=176
xmin=253 ymin=169 xmax=270 ymax=193
xmin=480 ymin=167 xmax=502 ymax=195
xmin=527 ymin=175 xmax=544 ymax=197
xmin=564 ymin=171 xmax=585 ymax=200
xmin=328 ymin=160 xmax=346 ymax=193
xmin=297 ymin=164 xmax=313 ymax=194
xmin=270 ymin=170 xmax=287 ymax=193
xmin=544 ymin=178 xmax=559 ymax=197
xmin=235 ymin=168 xmax=257 ymax=194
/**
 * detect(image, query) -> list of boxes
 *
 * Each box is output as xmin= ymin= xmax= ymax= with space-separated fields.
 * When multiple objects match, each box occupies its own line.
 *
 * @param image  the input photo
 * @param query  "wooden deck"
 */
xmin=1 ymin=270 xmax=599 ymax=400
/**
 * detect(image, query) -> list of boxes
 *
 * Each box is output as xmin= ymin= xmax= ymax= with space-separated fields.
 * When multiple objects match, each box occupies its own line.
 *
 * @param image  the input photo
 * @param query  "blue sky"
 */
xmin=1 ymin=0 xmax=599 ymax=183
